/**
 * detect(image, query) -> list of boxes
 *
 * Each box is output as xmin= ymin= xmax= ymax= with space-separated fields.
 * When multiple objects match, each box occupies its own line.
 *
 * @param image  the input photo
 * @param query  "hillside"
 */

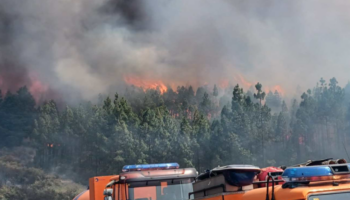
xmin=0 ymin=147 xmax=85 ymax=200
xmin=1 ymin=78 xmax=350 ymax=185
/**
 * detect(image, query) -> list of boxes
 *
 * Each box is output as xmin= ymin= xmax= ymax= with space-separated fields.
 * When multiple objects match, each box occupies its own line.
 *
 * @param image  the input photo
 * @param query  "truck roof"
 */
xmin=243 ymin=181 xmax=350 ymax=200
xmin=119 ymin=168 xmax=197 ymax=182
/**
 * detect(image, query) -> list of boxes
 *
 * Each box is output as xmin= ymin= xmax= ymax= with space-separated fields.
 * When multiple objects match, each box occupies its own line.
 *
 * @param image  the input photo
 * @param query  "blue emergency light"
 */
xmin=282 ymin=164 xmax=350 ymax=183
xmin=122 ymin=163 xmax=180 ymax=172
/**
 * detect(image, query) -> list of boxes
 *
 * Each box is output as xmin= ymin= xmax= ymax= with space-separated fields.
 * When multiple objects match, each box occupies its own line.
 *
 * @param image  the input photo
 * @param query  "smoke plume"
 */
xmin=0 ymin=0 xmax=350 ymax=103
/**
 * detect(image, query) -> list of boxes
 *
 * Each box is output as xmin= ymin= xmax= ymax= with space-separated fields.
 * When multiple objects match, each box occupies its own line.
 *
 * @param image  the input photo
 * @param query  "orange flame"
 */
xmin=272 ymin=85 xmax=285 ymax=96
xmin=265 ymin=85 xmax=285 ymax=96
xmin=124 ymin=75 xmax=168 ymax=94
xmin=123 ymin=73 xmax=285 ymax=97
xmin=237 ymin=74 xmax=253 ymax=89
xmin=219 ymin=79 xmax=229 ymax=89
xmin=234 ymin=74 xmax=285 ymax=96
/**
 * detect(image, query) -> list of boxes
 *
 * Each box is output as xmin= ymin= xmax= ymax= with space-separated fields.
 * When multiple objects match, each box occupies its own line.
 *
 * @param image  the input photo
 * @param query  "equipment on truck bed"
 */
xmin=190 ymin=164 xmax=261 ymax=199
xmin=291 ymin=158 xmax=346 ymax=167
xmin=282 ymin=162 xmax=350 ymax=188
xmin=256 ymin=167 xmax=284 ymax=187
xmin=242 ymin=158 xmax=350 ymax=200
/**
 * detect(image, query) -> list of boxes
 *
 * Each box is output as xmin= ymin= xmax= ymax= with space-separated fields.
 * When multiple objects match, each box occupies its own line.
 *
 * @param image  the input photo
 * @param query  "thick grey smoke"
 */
xmin=0 ymin=0 xmax=350 ymax=103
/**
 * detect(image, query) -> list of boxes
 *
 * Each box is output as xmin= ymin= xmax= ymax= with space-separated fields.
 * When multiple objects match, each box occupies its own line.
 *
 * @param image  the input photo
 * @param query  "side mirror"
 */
xmin=103 ymin=188 xmax=113 ymax=196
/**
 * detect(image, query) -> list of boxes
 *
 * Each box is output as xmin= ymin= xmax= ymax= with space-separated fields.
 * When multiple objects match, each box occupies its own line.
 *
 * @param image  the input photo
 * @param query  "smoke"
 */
xmin=0 ymin=0 xmax=350 ymax=103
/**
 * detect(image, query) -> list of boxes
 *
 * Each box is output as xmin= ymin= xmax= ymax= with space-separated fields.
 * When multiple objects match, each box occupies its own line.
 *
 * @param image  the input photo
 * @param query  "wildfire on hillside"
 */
xmin=123 ymin=73 xmax=285 ymax=96
xmin=29 ymin=74 xmax=49 ymax=102
xmin=124 ymin=75 xmax=169 ymax=94
xmin=219 ymin=79 xmax=229 ymax=89
xmin=0 ymin=73 xmax=53 ymax=103
xmin=233 ymin=75 xmax=285 ymax=96
xmin=1 ymin=70 xmax=286 ymax=104
xmin=236 ymin=74 xmax=253 ymax=88
xmin=265 ymin=85 xmax=285 ymax=96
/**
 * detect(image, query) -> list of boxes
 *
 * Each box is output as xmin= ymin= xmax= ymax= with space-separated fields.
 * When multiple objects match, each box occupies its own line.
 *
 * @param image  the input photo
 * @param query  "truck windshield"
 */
xmin=127 ymin=178 xmax=193 ymax=200
xmin=308 ymin=192 xmax=350 ymax=199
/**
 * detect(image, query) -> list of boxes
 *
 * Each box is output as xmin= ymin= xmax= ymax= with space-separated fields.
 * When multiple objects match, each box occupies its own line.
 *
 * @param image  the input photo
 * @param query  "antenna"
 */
xmin=342 ymin=140 xmax=350 ymax=162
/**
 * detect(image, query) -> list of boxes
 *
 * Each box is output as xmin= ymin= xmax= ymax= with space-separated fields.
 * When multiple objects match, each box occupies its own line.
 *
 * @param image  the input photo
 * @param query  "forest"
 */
xmin=1 ymin=77 xmax=350 ymax=199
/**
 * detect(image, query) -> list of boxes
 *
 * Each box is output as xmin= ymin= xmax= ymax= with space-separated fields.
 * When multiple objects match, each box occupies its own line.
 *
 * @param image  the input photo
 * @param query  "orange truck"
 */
xmin=191 ymin=158 xmax=350 ymax=200
xmin=73 ymin=163 xmax=197 ymax=200
xmin=73 ymin=175 xmax=117 ymax=200
xmin=74 ymin=159 xmax=350 ymax=200
xmin=242 ymin=159 xmax=350 ymax=200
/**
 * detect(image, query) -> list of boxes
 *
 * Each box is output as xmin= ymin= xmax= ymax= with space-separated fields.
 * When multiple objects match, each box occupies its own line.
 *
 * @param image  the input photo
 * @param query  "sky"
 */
xmin=0 ymin=0 xmax=349 ymax=103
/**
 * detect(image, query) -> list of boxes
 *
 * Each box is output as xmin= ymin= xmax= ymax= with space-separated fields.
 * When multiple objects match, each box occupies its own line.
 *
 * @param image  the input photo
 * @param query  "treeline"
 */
xmin=1 ymin=78 xmax=350 ymax=184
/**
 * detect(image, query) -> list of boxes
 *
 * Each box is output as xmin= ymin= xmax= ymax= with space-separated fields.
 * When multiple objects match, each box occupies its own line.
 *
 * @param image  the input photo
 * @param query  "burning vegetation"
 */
xmin=124 ymin=75 xmax=169 ymax=94
xmin=1 ymin=77 xmax=350 ymax=186
xmin=1 ymin=1 xmax=350 ymax=199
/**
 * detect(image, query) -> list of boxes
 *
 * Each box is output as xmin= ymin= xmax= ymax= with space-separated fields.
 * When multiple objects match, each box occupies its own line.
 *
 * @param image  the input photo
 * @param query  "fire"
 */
xmin=219 ymin=79 xmax=229 ymax=89
xmin=123 ymin=73 xmax=286 ymax=97
xmin=236 ymin=74 xmax=253 ymax=89
xmin=0 ymin=73 xmax=49 ymax=102
xmin=233 ymin=74 xmax=285 ymax=96
xmin=264 ymin=85 xmax=285 ymax=96
xmin=124 ymin=75 xmax=168 ymax=94
xmin=29 ymin=74 xmax=49 ymax=102
xmin=272 ymin=85 xmax=285 ymax=96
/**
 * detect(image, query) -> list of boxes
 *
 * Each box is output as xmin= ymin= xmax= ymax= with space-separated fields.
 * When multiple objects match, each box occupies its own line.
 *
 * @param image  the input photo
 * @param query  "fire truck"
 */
xmin=73 ymin=158 xmax=350 ymax=200
xmin=73 ymin=163 xmax=197 ymax=200
xmin=73 ymin=163 xmax=282 ymax=200
xmin=190 ymin=158 xmax=350 ymax=200
xmin=242 ymin=158 xmax=350 ymax=200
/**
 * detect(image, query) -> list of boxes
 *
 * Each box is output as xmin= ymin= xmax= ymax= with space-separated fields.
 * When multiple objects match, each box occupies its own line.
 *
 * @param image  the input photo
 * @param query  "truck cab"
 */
xmin=242 ymin=162 xmax=350 ymax=200
xmin=73 ymin=175 xmax=118 ymax=200
xmin=105 ymin=163 xmax=197 ymax=200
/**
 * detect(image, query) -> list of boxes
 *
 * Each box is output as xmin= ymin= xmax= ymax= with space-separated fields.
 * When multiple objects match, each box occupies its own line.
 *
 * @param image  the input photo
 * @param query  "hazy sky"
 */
xmin=0 ymin=0 xmax=349 ymax=102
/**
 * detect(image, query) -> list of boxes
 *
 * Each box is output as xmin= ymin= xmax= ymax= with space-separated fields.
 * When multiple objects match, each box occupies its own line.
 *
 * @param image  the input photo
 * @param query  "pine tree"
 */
xmin=265 ymin=90 xmax=282 ymax=113
xmin=276 ymin=108 xmax=288 ymax=162
xmin=200 ymin=92 xmax=212 ymax=116
xmin=187 ymin=86 xmax=195 ymax=104
xmin=345 ymin=82 xmax=350 ymax=104
xmin=176 ymin=117 xmax=194 ymax=167
xmin=294 ymin=92 xmax=316 ymax=161
xmin=213 ymin=84 xmax=219 ymax=97
xmin=32 ymin=100 xmax=60 ymax=169
xmin=196 ymin=87 xmax=206 ymax=103
xmin=192 ymin=110 xmax=210 ymax=171
xmin=0 ymin=89 xmax=3 ymax=104
xmin=254 ymin=82 xmax=266 ymax=165
xmin=254 ymin=83 xmax=266 ymax=107
xmin=59 ymin=106 xmax=75 ymax=165
xmin=0 ymin=87 xmax=36 ymax=147
xmin=103 ymin=96 xmax=113 ymax=114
